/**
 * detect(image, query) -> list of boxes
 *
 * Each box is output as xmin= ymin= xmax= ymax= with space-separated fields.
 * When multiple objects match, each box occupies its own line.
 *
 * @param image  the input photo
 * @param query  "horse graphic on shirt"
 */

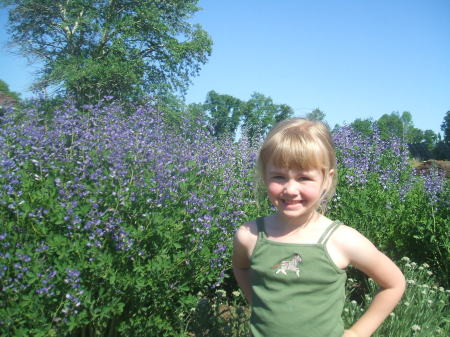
xmin=272 ymin=253 xmax=302 ymax=277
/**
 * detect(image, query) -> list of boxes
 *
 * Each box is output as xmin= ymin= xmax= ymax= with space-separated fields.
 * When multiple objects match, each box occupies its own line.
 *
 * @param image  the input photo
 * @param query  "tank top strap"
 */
xmin=318 ymin=221 xmax=342 ymax=244
xmin=255 ymin=217 xmax=267 ymax=239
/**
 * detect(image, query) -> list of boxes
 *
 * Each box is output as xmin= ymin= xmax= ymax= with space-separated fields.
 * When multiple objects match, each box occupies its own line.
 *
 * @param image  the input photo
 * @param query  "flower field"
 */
xmin=0 ymin=100 xmax=448 ymax=336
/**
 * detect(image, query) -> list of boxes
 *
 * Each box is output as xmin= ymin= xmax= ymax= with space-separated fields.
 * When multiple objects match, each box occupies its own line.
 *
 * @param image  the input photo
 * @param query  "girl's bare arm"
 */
xmin=337 ymin=226 xmax=406 ymax=337
xmin=232 ymin=224 xmax=255 ymax=304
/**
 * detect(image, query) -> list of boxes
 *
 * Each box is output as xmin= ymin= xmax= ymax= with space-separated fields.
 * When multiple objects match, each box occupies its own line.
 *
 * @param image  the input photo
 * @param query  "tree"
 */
xmin=441 ymin=111 xmax=450 ymax=143
xmin=186 ymin=91 xmax=293 ymax=140
xmin=433 ymin=141 xmax=450 ymax=160
xmin=186 ymin=102 xmax=208 ymax=124
xmin=1 ymin=0 xmax=212 ymax=105
xmin=400 ymin=111 xmax=413 ymax=130
xmin=241 ymin=92 xmax=293 ymax=140
xmin=203 ymin=90 xmax=243 ymax=137
xmin=350 ymin=118 xmax=374 ymax=137
xmin=432 ymin=111 xmax=450 ymax=160
xmin=400 ymin=111 xmax=415 ymax=142
xmin=422 ymin=130 xmax=437 ymax=150
xmin=407 ymin=127 xmax=424 ymax=144
xmin=306 ymin=108 xmax=326 ymax=122
xmin=377 ymin=112 xmax=404 ymax=140
xmin=0 ymin=79 xmax=21 ymax=104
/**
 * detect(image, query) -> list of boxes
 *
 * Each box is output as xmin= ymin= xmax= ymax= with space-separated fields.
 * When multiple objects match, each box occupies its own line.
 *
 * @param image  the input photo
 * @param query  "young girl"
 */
xmin=232 ymin=118 xmax=405 ymax=337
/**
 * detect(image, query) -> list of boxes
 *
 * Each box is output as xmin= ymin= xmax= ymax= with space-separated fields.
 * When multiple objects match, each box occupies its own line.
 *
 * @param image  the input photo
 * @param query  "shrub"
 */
xmin=188 ymin=289 xmax=250 ymax=337
xmin=0 ymin=99 xmax=258 ymax=335
xmin=0 ymin=101 xmax=447 ymax=335
xmin=331 ymin=126 xmax=449 ymax=285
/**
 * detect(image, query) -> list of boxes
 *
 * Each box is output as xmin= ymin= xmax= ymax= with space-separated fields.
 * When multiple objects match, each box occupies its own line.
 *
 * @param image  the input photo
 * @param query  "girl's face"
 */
xmin=265 ymin=164 xmax=333 ymax=221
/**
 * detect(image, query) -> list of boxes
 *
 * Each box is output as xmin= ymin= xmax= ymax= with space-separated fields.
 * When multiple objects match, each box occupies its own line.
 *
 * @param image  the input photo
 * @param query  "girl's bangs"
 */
xmin=265 ymin=135 xmax=328 ymax=171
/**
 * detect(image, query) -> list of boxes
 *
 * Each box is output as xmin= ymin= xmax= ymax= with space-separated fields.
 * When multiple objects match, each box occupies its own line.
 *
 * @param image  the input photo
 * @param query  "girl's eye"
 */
xmin=272 ymin=176 xmax=285 ymax=180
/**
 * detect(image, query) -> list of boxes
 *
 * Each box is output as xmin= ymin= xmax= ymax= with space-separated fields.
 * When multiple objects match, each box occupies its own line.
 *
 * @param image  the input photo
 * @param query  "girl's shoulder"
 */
xmin=329 ymin=223 xmax=405 ymax=290
xmin=234 ymin=219 xmax=258 ymax=245
xmin=234 ymin=217 xmax=267 ymax=251
xmin=330 ymin=223 xmax=378 ymax=257
xmin=326 ymin=223 xmax=378 ymax=269
xmin=332 ymin=223 xmax=369 ymax=243
xmin=233 ymin=218 xmax=263 ymax=259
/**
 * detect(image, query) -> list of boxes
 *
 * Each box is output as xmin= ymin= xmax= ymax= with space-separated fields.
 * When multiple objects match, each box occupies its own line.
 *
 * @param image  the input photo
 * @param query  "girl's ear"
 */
xmin=326 ymin=169 xmax=334 ymax=181
xmin=323 ymin=169 xmax=334 ymax=190
xmin=328 ymin=169 xmax=335 ymax=178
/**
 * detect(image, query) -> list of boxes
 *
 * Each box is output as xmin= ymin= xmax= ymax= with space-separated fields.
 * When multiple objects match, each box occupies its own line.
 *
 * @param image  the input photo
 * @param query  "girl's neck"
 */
xmin=273 ymin=211 xmax=321 ymax=234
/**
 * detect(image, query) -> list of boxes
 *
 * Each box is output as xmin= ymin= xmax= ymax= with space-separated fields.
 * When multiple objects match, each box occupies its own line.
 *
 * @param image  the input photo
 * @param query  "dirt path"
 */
xmin=414 ymin=160 xmax=450 ymax=178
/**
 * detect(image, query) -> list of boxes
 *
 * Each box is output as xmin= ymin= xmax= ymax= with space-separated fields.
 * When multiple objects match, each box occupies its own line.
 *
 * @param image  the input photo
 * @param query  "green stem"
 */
xmin=47 ymin=298 xmax=65 ymax=334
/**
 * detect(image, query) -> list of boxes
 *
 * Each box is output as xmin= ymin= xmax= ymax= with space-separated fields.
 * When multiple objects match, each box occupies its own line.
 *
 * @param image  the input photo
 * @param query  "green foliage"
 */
xmin=375 ymin=111 xmax=444 ymax=159
xmin=241 ymin=92 xmax=293 ymax=140
xmin=329 ymin=169 xmax=449 ymax=284
xmin=408 ymin=143 xmax=432 ymax=160
xmin=1 ymin=0 xmax=212 ymax=105
xmin=423 ymin=130 xmax=438 ymax=149
xmin=350 ymin=118 xmax=375 ymax=137
xmin=0 ymin=146 xmax=226 ymax=336
xmin=433 ymin=141 xmax=450 ymax=160
xmin=189 ymin=290 xmax=250 ymax=337
xmin=188 ymin=91 xmax=294 ymax=139
xmin=0 ymin=100 xmax=448 ymax=336
xmin=0 ymin=100 xmax=262 ymax=336
xmin=204 ymin=90 xmax=243 ymax=137
xmin=377 ymin=111 xmax=406 ymax=140
xmin=305 ymin=108 xmax=326 ymax=122
xmin=377 ymin=111 xmax=421 ymax=144
xmin=0 ymin=79 xmax=21 ymax=103
xmin=441 ymin=111 xmax=450 ymax=143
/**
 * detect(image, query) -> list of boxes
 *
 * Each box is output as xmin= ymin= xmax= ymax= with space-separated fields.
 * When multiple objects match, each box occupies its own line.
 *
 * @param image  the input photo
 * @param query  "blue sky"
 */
xmin=1 ymin=0 xmax=449 ymax=134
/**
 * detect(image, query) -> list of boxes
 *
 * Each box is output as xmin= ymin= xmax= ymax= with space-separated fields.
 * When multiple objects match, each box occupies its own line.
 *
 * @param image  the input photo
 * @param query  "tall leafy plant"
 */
xmin=1 ymin=0 xmax=212 ymax=105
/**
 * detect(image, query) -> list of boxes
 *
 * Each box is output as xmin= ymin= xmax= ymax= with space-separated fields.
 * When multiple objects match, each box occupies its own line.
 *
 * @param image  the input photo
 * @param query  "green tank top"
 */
xmin=250 ymin=217 xmax=347 ymax=337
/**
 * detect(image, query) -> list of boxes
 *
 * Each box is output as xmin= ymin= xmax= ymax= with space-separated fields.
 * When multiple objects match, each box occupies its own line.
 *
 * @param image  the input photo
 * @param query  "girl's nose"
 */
xmin=284 ymin=180 xmax=299 ymax=195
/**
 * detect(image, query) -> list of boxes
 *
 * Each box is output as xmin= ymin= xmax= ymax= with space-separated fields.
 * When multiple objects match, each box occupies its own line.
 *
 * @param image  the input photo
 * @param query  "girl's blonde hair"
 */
xmin=256 ymin=118 xmax=337 ymax=213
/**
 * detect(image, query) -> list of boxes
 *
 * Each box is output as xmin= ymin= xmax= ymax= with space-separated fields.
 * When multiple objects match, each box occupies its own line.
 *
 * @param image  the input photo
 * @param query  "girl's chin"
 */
xmin=275 ymin=205 xmax=318 ymax=218
xmin=277 ymin=208 xmax=310 ymax=217
xmin=279 ymin=201 xmax=307 ymax=211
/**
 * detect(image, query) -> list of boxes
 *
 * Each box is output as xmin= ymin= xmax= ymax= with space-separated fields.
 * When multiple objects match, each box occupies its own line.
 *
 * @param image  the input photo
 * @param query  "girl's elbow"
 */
xmin=398 ymin=272 xmax=406 ymax=294
xmin=385 ymin=268 xmax=406 ymax=296
xmin=391 ymin=269 xmax=406 ymax=298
